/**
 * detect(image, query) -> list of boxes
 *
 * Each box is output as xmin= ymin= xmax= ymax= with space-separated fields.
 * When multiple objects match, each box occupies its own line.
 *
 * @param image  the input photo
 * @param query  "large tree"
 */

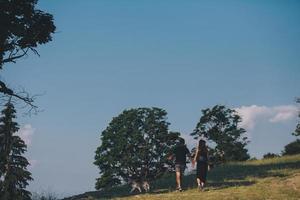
xmin=94 ymin=107 xmax=179 ymax=190
xmin=0 ymin=100 xmax=33 ymax=200
xmin=191 ymin=105 xmax=250 ymax=163
xmin=0 ymin=0 xmax=56 ymax=108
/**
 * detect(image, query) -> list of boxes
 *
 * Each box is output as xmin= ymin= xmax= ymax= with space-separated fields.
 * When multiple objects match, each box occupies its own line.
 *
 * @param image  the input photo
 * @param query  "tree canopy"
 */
xmin=94 ymin=107 xmax=179 ymax=190
xmin=191 ymin=105 xmax=250 ymax=163
xmin=282 ymin=139 xmax=300 ymax=156
xmin=0 ymin=0 xmax=56 ymax=108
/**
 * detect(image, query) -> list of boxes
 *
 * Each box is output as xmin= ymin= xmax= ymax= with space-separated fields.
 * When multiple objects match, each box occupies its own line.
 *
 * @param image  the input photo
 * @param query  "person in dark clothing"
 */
xmin=168 ymin=138 xmax=191 ymax=191
xmin=192 ymin=139 xmax=208 ymax=191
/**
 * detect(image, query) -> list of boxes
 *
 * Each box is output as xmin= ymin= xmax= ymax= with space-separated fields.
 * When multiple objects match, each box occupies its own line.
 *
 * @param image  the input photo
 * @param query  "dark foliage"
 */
xmin=263 ymin=153 xmax=280 ymax=159
xmin=0 ymin=0 xmax=55 ymax=107
xmin=282 ymin=139 xmax=300 ymax=156
xmin=94 ymin=107 xmax=179 ymax=190
xmin=0 ymin=101 xmax=33 ymax=200
xmin=191 ymin=105 xmax=250 ymax=163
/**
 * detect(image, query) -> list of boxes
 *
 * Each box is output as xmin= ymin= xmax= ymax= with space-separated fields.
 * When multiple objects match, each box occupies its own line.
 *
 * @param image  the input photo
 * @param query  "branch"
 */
xmin=2 ymin=48 xmax=29 ymax=64
xmin=12 ymin=93 xmax=37 ymax=109
xmin=0 ymin=81 xmax=39 ymax=115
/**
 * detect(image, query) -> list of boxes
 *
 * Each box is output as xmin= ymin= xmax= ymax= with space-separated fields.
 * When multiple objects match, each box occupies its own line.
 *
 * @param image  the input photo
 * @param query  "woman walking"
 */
xmin=192 ymin=139 xmax=208 ymax=191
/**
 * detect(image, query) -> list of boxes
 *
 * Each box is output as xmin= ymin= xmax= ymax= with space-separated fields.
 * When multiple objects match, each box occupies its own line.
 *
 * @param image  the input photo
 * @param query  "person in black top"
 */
xmin=168 ymin=138 xmax=191 ymax=191
xmin=192 ymin=139 xmax=208 ymax=191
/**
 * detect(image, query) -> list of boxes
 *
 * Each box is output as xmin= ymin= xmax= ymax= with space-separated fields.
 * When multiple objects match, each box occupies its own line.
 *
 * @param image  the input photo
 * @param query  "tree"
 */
xmin=191 ymin=105 xmax=250 ymax=163
xmin=282 ymin=139 xmax=300 ymax=156
xmin=94 ymin=107 xmax=179 ymax=190
xmin=0 ymin=0 xmax=56 ymax=108
xmin=292 ymin=97 xmax=300 ymax=137
xmin=282 ymin=98 xmax=300 ymax=156
xmin=0 ymin=100 xmax=33 ymax=200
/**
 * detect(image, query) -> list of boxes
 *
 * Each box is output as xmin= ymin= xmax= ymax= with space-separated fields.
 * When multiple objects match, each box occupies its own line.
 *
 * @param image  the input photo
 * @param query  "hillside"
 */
xmin=63 ymin=154 xmax=300 ymax=200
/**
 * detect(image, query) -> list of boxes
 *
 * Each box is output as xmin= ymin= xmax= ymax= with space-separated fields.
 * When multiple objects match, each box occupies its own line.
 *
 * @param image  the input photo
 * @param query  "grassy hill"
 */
xmin=63 ymin=154 xmax=300 ymax=200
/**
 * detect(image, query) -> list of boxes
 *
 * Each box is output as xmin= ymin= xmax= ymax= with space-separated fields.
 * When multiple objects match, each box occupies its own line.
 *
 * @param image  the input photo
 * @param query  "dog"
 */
xmin=129 ymin=180 xmax=150 ymax=193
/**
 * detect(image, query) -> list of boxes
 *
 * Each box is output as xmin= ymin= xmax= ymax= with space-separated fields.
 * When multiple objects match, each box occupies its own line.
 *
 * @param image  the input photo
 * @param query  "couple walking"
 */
xmin=168 ymin=138 xmax=208 ymax=192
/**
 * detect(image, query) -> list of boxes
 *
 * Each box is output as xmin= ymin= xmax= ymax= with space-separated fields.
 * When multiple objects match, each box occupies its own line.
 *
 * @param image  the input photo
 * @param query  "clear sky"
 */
xmin=2 ymin=0 xmax=300 ymax=197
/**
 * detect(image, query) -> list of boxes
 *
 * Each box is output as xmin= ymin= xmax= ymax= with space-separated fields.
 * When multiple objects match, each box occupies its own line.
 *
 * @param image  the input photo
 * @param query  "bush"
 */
xmin=32 ymin=191 xmax=59 ymax=200
xmin=249 ymin=157 xmax=257 ymax=161
xmin=282 ymin=139 xmax=300 ymax=155
xmin=263 ymin=153 xmax=280 ymax=159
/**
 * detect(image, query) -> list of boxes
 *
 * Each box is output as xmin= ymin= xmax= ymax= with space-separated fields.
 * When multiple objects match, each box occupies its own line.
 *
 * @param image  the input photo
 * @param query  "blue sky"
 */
xmin=2 ymin=0 xmax=300 ymax=197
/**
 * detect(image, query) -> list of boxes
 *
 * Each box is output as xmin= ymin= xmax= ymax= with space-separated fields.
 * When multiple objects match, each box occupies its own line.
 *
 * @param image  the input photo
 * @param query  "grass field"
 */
xmin=64 ymin=154 xmax=300 ymax=200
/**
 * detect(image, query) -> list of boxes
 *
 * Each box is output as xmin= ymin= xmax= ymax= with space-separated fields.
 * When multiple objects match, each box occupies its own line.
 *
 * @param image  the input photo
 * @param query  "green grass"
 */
xmin=63 ymin=154 xmax=300 ymax=200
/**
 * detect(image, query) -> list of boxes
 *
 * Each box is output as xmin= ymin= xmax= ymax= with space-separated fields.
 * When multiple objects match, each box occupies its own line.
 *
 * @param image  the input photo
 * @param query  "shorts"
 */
xmin=175 ymin=164 xmax=186 ymax=174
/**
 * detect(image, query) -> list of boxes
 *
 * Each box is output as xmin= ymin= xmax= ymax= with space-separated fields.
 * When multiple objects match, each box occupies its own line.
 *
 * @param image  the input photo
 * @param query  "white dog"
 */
xmin=129 ymin=180 xmax=150 ymax=193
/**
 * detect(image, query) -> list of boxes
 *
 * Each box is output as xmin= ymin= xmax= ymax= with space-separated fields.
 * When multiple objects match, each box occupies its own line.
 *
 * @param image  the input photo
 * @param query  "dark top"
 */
xmin=197 ymin=149 xmax=208 ymax=163
xmin=196 ymin=149 xmax=208 ymax=181
xmin=173 ymin=145 xmax=190 ymax=165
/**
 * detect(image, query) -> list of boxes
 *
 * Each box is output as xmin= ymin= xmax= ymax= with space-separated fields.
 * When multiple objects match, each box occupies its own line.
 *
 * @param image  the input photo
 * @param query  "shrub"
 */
xmin=263 ymin=153 xmax=280 ymax=159
xmin=282 ymin=139 xmax=300 ymax=155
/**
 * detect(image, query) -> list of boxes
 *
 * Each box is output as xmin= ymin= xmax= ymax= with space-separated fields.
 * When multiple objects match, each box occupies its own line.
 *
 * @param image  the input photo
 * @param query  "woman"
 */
xmin=192 ymin=139 xmax=208 ymax=191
